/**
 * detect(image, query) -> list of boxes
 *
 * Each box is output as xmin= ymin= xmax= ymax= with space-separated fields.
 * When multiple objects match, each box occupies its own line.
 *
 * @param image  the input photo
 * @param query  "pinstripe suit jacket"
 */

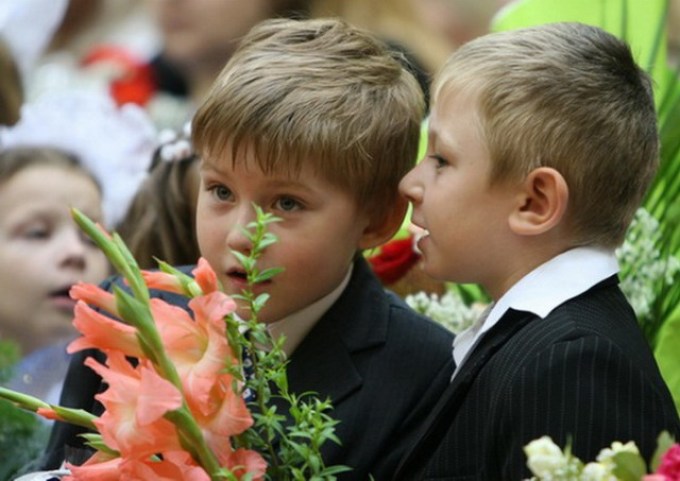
xmin=39 ymin=258 xmax=455 ymax=480
xmin=395 ymin=275 xmax=680 ymax=481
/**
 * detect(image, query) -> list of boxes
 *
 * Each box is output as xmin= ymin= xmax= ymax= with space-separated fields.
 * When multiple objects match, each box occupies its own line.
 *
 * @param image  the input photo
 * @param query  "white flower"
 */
xmin=581 ymin=462 xmax=616 ymax=481
xmin=616 ymin=208 xmax=680 ymax=322
xmin=596 ymin=440 xmax=640 ymax=468
xmin=524 ymin=436 xmax=569 ymax=479
xmin=405 ymin=290 xmax=486 ymax=334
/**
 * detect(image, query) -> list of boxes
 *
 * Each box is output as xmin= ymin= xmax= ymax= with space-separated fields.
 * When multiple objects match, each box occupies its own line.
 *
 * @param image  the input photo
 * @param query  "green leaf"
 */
xmin=611 ymin=451 xmax=647 ymax=481
xmin=253 ymin=293 xmax=271 ymax=312
xmin=651 ymin=430 xmax=676 ymax=471
xmin=233 ymin=250 xmax=255 ymax=272
xmin=654 ymin=310 xmax=680 ymax=412
xmin=257 ymin=234 xmax=279 ymax=250
xmin=80 ymin=433 xmax=118 ymax=456
xmin=253 ymin=267 xmax=284 ymax=284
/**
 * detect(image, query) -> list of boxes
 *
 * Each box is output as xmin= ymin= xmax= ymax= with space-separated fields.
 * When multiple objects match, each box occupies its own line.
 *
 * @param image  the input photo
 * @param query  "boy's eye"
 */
xmin=210 ymin=184 xmax=233 ymax=201
xmin=430 ymin=154 xmax=449 ymax=169
xmin=275 ymin=196 xmax=301 ymax=212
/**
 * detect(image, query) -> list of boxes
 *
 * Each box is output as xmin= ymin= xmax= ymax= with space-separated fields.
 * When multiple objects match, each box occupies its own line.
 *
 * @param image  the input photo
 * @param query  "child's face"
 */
xmin=399 ymin=91 xmax=517 ymax=292
xmin=196 ymin=150 xmax=373 ymax=324
xmin=0 ymin=165 xmax=109 ymax=354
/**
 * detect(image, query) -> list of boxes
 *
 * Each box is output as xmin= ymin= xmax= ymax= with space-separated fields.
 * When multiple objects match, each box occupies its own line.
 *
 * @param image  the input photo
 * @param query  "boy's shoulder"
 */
xmin=483 ymin=278 xmax=652 ymax=378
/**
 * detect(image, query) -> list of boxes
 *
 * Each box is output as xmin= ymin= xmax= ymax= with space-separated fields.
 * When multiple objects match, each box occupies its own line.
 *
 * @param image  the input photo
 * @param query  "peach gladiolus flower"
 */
xmin=193 ymin=258 xmax=220 ymax=294
xmin=70 ymin=282 xmax=119 ymax=316
xmin=142 ymin=257 xmax=220 ymax=296
xmin=228 ymin=448 xmax=268 ymax=481
xmin=67 ymin=301 xmax=143 ymax=358
xmin=198 ymin=381 xmax=254 ymax=442
xmin=66 ymin=452 xmax=121 ymax=481
xmin=119 ymin=451 xmax=211 ymax=481
xmin=142 ymin=269 xmax=185 ymax=294
xmin=153 ymin=291 xmax=240 ymax=417
xmin=68 ymin=451 xmax=211 ymax=481
xmin=204 ymin=425 xmax=267 ymax=479
xmin=86 ymin=351 xmax=183 ymax=458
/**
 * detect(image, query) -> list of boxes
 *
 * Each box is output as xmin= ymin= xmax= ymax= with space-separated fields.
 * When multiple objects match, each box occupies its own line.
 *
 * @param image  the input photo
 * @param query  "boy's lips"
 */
xmin=224 ymin=267 xmax=273 ymax=293
xmin=49 ymin=287 xmax=77 ymax=310
xmin=408 ymin=223 xmax=430 ymax=255
xmin=415 ymin=229 xmax=430 ymax=254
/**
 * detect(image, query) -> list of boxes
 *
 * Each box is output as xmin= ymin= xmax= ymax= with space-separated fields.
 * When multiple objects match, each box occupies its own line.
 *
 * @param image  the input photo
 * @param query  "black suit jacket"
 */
xmin=395 ymin=276 xmax=680 ymax=481
xmin=40 ymin=258 xmax=455 ymax=480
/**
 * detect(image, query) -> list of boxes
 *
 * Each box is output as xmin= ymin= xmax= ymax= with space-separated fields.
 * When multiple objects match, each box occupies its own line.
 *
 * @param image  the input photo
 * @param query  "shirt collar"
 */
xmin=267 ymin=263 xmax=354 ymax=357
xmin=481 ymin=246 xmax=619 ymax=335
xmin=451 ymin=246 xmax=618 ymax=377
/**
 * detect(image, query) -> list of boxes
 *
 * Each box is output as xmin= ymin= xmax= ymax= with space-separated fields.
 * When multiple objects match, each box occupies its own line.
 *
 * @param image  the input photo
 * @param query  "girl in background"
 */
xmin=0 ymin=147 xmax=110 ymax=403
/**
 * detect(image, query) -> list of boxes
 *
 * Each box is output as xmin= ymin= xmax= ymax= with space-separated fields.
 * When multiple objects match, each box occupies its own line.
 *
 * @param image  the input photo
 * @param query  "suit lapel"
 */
xmin=286 ymin=257 xmax=389 ymax=404
xmin=395 ymin=308 xmax=535 ymax=480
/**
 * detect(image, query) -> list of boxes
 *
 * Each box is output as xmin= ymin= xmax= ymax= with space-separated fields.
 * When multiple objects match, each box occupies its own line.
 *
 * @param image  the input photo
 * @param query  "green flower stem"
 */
xmin=166 ymin=407 xmax=224 ymax=480
xmin=71 ymin=208 xmax=149 ymax=303
xmin=0 ymin=387 xmax=97 ymax=430
xmin=74 ymin=209 xmax=223 ymax=475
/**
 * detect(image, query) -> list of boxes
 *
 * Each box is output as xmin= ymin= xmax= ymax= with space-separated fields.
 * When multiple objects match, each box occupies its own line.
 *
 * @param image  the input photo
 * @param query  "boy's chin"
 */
xmin=234 ymin=302 xmax=276 ymax=324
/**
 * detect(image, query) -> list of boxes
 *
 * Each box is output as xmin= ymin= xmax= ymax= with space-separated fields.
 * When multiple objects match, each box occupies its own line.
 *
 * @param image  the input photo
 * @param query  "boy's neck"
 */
xmin=267 ymin=263 xmax=354 ymax=356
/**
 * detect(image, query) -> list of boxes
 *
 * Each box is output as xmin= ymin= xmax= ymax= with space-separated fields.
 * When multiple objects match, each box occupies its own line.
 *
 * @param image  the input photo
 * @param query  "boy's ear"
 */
xmin=508 ymin=167 xmax=569 ymax=236
xmin=358 ymin=196 xmax=409 ymax=250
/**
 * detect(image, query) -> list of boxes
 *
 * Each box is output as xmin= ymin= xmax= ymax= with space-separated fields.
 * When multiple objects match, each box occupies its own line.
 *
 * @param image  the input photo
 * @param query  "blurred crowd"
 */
xmin=0 ymin=0 xmax=510 ymax=381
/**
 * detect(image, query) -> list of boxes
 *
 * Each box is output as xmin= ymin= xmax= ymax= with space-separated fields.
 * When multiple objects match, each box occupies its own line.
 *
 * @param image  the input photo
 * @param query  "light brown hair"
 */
xmin=433 ymin=22 xmax=659 ymax=247
xmin=192 ymin=17 xmax=425 ymax=224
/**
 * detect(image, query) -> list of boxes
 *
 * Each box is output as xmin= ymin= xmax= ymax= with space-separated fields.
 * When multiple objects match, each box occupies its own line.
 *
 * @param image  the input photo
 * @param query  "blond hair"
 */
xmin=192 ymin=17 xmax=425 ymax=223
xmin=433 ymin=22 xmax=659 ymax=247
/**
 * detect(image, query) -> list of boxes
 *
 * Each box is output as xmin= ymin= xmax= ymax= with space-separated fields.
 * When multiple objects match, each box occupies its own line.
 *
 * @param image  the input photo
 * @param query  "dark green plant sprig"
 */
xmin=226 ymin=204 xmax=349 ymax=481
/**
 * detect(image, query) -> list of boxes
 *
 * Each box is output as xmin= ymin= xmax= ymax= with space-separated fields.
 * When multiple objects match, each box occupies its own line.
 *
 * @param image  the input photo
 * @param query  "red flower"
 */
xmin=657 ymin=444 xmax=680 ymax=480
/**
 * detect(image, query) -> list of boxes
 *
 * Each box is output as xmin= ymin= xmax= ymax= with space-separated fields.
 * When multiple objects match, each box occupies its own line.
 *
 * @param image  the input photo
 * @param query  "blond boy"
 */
xmin=395 ymin=22 xmax=680 ymax=480
xmin=41 ymin=19 xmax=454 ymax=480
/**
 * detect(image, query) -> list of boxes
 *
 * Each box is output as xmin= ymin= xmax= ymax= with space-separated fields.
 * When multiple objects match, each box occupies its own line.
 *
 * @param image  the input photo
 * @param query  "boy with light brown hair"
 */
xmin=41 ymin=18 xmax=454 ymax=480
xmin=395 ymin=21 xmax=680 ymax=480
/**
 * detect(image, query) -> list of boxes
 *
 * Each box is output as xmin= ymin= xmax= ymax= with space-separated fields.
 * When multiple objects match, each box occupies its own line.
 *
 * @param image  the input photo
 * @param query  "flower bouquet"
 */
xmin=0 ymin=207 xmax=347 ymax=480
xmin=524 ymin=432 xmax=679 ymax=481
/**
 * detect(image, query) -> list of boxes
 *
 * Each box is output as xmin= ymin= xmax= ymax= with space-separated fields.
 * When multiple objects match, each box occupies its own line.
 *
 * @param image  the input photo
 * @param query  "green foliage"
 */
xmin=0 ymin=400 xmax=51 ymax=481
xmin=0 ymin=340 xmax=50 ymax=481
xmin=611 ymin=451 xmax=647 ymax=481
xmin=229 ymin=205 xmax=350 ymax=480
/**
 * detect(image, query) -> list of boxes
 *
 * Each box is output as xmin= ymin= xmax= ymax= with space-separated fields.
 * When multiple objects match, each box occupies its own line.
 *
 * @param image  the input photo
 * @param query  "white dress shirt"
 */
xmin=451 ymin=246 xmax=619 ymax=380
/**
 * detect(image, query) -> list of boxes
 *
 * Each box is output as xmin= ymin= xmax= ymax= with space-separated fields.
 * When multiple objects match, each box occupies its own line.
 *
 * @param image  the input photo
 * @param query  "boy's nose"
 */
xmin=225 ymin=207 xmax=256 ymax=253
xmin=399 ymin=170 xmax=423 ymax=204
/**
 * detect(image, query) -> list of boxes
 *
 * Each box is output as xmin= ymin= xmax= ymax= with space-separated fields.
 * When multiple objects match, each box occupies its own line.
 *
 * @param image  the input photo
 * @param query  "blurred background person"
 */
xmin=0 ymin=147 xmax=109 ymax=403
xmin=116 ymin=124 xmax=201 ymax=269
xmin=0 ymin=89 xmax=157 ymax=399
xmin=143 ymin=0 xmax=311 ymax=128
xmin=410 ymin=0 xmax=510 ymax=52
xmin=0 ymin=89 xmax=157 ymax=479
